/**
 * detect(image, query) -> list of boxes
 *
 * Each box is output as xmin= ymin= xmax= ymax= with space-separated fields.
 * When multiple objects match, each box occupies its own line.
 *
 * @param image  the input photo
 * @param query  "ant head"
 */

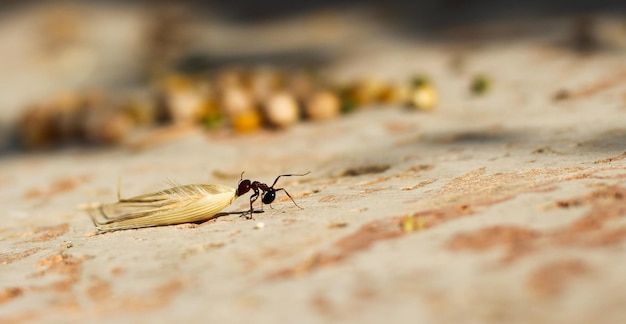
xmin=237 ymin=179 xmax=251 ymax=197
xmin=262 ymin=189 xmax=276 ymax=204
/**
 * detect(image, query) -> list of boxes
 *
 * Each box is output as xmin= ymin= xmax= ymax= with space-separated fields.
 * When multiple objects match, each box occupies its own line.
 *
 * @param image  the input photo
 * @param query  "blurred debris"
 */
xmin=595 ymin=19 xmax=626 ymax=51
xmin=448 ymin=52 xmax=467 ymax=74
xmin=13 ymin=65 xmax=440 ymax=150
xmin=470 ymin=74 xmax=491 ymax=96
xmin=339 ymin=164 xmax=390 ymax=177
xmin=553 ymin=70 xmax=626 ymax=102
xmin=123 ymin=91 xmax=158 ymax=127
xmin=39 ymin=4 xmax=84 ymax=54
xmin=571 ymin=15 xmax=598 ymax=54
xmin=144 ymin=4 xmax=194 ymax=77
xmin=16 ymin=90 xmax=135 ymax=149
xmin=567 ymin=15 xmax=626 ymax=53
xmin=328 ymin=222 xmax=348 ymax=229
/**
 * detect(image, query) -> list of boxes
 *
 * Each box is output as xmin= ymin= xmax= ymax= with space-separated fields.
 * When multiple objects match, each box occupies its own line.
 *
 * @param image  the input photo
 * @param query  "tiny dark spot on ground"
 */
xmin=339 ymin=164 xmax=390 ymax=177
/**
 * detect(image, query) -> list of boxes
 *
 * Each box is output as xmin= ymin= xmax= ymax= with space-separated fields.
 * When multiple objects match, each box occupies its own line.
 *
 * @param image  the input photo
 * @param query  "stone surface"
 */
xmin=2 ymin=4 xmax=626 ymax=324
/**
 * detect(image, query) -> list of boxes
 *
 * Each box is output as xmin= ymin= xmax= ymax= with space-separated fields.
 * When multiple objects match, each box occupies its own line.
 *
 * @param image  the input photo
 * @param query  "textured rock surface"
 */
xmin=2 ymin=5 xmax=626 ymax=324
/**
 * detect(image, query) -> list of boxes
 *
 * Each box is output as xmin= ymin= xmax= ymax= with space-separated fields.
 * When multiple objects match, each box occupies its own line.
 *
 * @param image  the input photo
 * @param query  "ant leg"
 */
xmin=270 ymin=171 xmax=311 ymax=188
xmin=274 ymin=188 xmax=304 ymax=209
xmin=242 ymin=192 xmax=259 ymax=219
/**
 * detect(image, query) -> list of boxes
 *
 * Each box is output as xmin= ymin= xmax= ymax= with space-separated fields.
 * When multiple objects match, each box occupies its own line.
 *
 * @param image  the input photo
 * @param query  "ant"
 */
xmin=236 ymin=171 xmax=310 ymax=219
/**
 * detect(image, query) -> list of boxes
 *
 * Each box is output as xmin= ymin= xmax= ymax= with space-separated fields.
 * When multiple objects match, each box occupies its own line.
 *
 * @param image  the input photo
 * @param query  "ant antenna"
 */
xmin=270 ymin=171 xmax=311 ymax=188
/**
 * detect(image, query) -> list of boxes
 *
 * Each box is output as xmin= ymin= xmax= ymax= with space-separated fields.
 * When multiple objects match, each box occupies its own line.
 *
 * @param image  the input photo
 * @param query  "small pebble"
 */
xmin=254 ymin=222 xmax=265 ymax=229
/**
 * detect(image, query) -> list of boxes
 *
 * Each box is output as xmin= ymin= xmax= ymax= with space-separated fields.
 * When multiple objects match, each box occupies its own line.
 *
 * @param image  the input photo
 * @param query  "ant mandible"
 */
xmin=236 ymin=171 xmax=310 ymax=219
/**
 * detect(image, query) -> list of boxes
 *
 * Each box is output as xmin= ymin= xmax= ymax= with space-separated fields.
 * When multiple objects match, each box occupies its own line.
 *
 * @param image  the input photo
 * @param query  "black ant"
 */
xmin=236 ymin=171 xmax=310 ymax=219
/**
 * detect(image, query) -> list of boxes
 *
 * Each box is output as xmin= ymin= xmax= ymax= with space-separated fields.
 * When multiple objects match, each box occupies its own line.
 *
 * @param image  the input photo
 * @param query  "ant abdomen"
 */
xmin=262 ymin=191 xmax=276 ymax=204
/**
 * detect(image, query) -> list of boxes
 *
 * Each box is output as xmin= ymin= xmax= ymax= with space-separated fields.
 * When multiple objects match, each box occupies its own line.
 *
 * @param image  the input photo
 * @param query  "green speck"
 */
xmin=202 ymin=113 xmax=223 ymax=129
xmin=412 ymin=75 xmax=431 ymax=88
xmin=471 ymin=75 xmax=491 ymax=95
xmin=340 ymin=96 xmax=358 ymax=114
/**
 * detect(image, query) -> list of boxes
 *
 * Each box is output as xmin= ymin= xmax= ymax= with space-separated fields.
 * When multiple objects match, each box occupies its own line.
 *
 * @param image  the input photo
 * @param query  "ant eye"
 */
xmin=262 ymin=191 xmax=276 ymax=204
xmin=237 ymin=180 xmax=251 ymax=196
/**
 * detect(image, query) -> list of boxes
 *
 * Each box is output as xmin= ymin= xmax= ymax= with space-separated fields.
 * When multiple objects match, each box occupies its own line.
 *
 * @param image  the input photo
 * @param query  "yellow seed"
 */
xmin=249 ymin=67 xmax=284 ymax=103
xmin=409 ymin=83 xmax=438 ymax=111
xmin=123 ymin=92 xmax=156 ymax=126
xmin=160 ymin=75 xmax=211 ymax=124
xmin=401 ymin=215 xmax=427 ymax=233
xmin=88 ymin=183 xmax=238 ymax=232
xmin=351 ymin=78 xmax=386 ymax=106
xmin=18 ymin=104 xmax=59 ymax=149
xmin=287 ymin=71 xmax=316 ymax=102
xmin=305 ymin=90 xmax=340 ymax=121
xmin=163 ymin=74 xmax=194 ymax=92
xmin=379 ymin=83 xmax=410 ymax=105
xmin=84 ymin=110 xmax=134 ymax=145
xmin=220 ymin=86 xmax=255 ymax=118
xmin=165 ymin=89 xmax=206 ymax=124
xmin=215 ymin=68 xmax=247 ymax=94
xmin=401 ymin=214 xmax=415 ymax=232
xmin=231 ymin=110 xmax=262 ymax=133
xmin=416 ymin=217 xmax=426 ymax=230
xmin=201 ymin=98 xmax=223 ymax=128
xmin=263 ymin=92 xmax=300 ymax=127
xmin=53 ymin=91 xmax=81 ymax=112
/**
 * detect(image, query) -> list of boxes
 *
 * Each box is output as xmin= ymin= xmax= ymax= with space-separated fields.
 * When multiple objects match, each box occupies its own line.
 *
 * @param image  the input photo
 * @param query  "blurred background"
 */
xmin=0 ymin=0 xmax=625 ymax=153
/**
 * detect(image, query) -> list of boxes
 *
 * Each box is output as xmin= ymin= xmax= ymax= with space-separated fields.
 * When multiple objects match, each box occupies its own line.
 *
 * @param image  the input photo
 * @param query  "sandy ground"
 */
xmin=2 ymin=4 xmax=626 ymax=324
